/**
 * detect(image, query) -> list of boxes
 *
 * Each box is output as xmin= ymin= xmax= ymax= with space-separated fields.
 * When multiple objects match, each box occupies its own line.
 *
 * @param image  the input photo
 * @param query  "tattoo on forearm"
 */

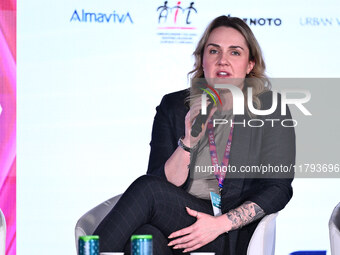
xmin=226 ymin=201 xmax=265 ymax=231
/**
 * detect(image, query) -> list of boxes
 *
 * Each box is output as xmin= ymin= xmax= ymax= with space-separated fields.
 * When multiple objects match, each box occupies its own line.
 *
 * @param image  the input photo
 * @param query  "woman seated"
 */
xmin=94 ymin=15 xmax=295 ymax=255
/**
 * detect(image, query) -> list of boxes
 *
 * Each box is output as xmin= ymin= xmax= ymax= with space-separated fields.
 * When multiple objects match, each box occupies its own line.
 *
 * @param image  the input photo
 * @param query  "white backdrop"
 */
xmin=18 ymin=0 xmax=340 ymax=254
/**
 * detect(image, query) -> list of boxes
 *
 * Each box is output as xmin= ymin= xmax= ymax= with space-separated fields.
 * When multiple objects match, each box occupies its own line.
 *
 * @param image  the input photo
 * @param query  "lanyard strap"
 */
xmin=207 ymin=119 xmax=234 ymax=189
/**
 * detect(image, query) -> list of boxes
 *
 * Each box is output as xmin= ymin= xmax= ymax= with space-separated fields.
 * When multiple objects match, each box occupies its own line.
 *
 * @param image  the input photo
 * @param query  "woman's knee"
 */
xmin=126 ymin=175 xmax=179 ymax=202
xmin=132 ymin=175 xmax=167 ymax=189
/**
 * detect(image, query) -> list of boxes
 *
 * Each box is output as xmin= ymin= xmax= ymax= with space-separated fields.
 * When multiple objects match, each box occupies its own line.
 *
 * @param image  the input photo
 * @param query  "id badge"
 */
xmin=209 ymin=191 xmax=222 ymax=216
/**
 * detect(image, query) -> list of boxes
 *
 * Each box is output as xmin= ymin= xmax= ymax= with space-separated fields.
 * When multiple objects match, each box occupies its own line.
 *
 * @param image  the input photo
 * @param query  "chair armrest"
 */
xmin=247 ymin=212 xmax=279 ymax=255
xmin=329 ymin=202 xmax=340 ymax=255
xmin=0 ymin=209 xmax=6 ymax=255
xmin=75 ymin=194 xmax=122 ymax=252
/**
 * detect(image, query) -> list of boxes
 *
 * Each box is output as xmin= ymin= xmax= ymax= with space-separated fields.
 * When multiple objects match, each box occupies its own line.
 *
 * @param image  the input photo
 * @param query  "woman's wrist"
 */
xmin=178 ymin=136 xmax=193 ymax=152
xmin=218 ymin=214 xmax=232 ymax=233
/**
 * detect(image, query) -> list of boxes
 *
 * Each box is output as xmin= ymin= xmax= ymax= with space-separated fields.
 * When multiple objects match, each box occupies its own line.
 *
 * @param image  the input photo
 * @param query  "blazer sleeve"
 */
xmin=146 ymin=90 xmax=188 ymax=183
xmin=247 ymin=92 xmax=296 ymax=214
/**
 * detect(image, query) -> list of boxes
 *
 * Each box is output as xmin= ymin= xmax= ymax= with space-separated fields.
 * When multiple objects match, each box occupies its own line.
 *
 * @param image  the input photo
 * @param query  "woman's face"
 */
xmin=202 ymin=26 xmax=255 ymax=86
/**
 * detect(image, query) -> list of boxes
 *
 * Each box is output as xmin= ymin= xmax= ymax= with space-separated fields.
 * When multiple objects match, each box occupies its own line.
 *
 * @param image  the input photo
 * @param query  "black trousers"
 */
xmin=94 ymin=175 xmax=231 ymax=255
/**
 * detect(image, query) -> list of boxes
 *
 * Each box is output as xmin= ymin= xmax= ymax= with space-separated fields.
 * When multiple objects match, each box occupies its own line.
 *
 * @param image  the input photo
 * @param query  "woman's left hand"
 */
xmin=167 ymin=207 xmax=230 ymax=253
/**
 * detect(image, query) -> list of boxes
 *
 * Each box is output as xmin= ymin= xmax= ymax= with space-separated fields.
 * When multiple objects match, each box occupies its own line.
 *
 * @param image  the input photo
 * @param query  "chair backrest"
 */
xmin=329 ymin=202 xmax=340 ymax=255
xmin=75 ymin=194 xmax=122 ymax=252
xmin=247 ymin=212 xmax=279 ymax=255
xmin=0 ymin=209 xmax=6 ymax=255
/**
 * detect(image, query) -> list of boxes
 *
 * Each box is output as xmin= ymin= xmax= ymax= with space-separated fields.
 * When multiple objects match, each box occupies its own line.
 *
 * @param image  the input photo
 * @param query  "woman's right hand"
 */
xmin=164 ymin=96 xmax=216 ymax=186
xmin=182 ymin=96 xmax=217 ymax=149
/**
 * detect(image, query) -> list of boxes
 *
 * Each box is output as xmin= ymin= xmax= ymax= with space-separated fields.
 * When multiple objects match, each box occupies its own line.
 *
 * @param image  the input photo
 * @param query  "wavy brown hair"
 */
xmin=188 ymin=16 xmax=270 ymax=113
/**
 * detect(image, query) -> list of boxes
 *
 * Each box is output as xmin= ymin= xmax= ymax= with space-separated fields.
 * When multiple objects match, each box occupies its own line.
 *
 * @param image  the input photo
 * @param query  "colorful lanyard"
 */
xmin=207 ymin=118 xmax=234 ymax=190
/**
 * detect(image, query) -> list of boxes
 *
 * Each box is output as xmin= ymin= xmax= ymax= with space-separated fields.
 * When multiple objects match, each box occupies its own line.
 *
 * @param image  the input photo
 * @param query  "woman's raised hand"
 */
xmin=183 ymin=97 xmax=217 ymax=149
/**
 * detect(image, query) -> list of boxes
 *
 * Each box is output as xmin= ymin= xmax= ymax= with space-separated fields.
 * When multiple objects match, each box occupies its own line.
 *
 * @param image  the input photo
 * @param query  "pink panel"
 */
xmin=0 ymin=0 xmax=16 ymax=255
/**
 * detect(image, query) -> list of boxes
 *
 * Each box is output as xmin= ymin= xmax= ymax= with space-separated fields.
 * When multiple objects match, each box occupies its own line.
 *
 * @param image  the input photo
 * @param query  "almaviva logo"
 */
xmin=70 ymin=9 xmax=133 ymax=23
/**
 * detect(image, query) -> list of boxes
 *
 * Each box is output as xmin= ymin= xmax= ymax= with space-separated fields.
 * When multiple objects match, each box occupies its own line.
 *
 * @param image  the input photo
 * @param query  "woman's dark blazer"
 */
xmin=147 ymin=88 xmax=295 ymax=254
